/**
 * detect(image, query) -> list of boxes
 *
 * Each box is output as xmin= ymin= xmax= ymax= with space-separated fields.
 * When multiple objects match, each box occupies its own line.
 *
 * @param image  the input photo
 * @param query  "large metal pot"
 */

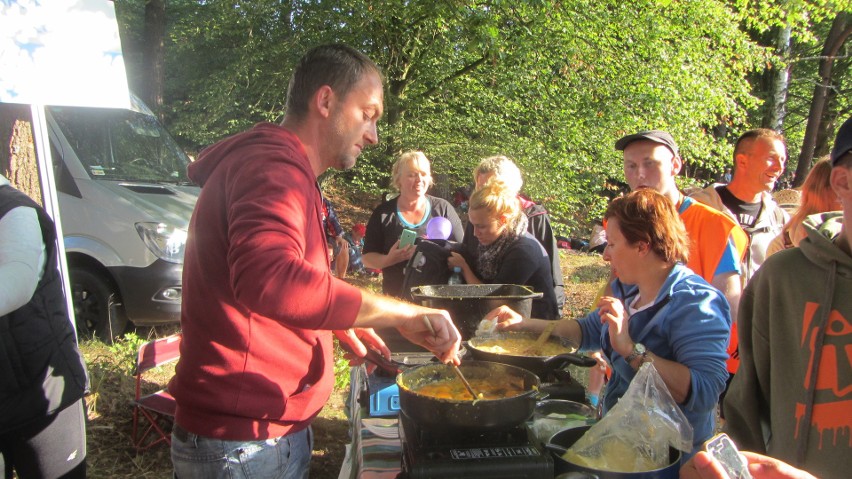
xmin=410 ymin=284 xmax=542 ymax=340
xmin=396 ymin=360 xmax=540 ymax=432
xmin=467 ymin=331 xmax=598 ymax=377
xmin=548 ymin=426 xmax=681 ymax=479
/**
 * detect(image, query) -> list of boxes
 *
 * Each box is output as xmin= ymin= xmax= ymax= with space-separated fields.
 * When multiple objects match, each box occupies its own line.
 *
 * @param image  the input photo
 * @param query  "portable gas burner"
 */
xmin=357 ymin=352 xmax=437 ymax=417
xmin=398 ymin=411 xmax=553 ymax=479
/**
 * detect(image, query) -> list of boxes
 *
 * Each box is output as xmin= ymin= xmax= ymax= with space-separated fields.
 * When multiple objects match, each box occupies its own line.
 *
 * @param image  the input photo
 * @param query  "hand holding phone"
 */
xmin=703 ymin=433 xmax=753 ymax=479
xmin=399 ymin=228 xmax=417 ymax=249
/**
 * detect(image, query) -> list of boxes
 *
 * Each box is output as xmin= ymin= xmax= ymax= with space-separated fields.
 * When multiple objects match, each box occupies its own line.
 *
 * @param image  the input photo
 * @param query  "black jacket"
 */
xmin=0 ymin=185 xmax=88 ymax=432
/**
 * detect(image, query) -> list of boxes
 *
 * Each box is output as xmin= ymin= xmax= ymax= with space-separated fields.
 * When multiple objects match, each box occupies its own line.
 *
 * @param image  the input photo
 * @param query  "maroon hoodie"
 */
xmin=170 ymin=123 xmax=362 ymax=440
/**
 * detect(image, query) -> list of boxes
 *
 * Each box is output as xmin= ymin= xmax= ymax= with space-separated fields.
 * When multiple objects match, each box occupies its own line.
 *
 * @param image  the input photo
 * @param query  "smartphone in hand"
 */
xmin=399 ymin=228 xmax=417 ymax=249
xmin=703 ymin=433 xmax=753 ymax=479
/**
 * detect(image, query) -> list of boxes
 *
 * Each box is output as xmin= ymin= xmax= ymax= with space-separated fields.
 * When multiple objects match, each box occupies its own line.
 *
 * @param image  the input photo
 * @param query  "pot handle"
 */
xmin=341 ymin=344 xmax=410 ymax=375
xmin=544 ymin=353 xmax=598 ymax=369
xmin=363 ymin=348 xmax=403 ymax=375
xmin=544 ymin=442 xmax=569 ymax=455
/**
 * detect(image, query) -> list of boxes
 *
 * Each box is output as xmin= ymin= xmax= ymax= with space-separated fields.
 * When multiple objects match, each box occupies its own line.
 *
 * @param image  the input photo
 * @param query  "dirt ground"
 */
xmin=81 ymin=334 xmax=352 ymax=479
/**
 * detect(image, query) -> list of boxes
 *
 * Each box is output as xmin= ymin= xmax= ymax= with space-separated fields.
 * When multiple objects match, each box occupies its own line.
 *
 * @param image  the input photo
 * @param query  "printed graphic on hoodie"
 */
xmin=794 ymin=302 xmax=852 ymax=448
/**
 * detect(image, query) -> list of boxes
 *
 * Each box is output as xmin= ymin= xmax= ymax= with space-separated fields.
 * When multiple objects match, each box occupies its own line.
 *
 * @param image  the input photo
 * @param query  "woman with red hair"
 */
xmin=487 ymin=188 xmax=731 ymax=457
xmin=767 ymin=158 xmax=840 ymax=256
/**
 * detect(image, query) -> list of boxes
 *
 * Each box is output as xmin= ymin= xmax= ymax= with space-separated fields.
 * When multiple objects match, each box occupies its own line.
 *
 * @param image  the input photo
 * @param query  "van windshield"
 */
xmin=49 ymin=105 xmax=192 ymax=184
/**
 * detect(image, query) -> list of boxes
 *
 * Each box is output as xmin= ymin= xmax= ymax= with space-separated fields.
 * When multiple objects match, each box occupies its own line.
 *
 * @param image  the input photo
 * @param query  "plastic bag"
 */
xmin=562 ymin=362 xmax=693 ymax=472
xmin=475 ymin=317 xmax=497 ymax=336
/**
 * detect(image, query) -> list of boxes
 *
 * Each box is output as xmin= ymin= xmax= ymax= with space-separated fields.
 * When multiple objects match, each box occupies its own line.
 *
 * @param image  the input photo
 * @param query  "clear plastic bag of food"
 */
xmin=562 ymin=362 xmax=693 ymax=472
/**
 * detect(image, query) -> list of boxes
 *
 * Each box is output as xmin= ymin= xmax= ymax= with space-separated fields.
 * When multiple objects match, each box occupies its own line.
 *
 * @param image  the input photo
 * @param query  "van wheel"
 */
xmin=69 ymin=268 xmax=128 ymax=343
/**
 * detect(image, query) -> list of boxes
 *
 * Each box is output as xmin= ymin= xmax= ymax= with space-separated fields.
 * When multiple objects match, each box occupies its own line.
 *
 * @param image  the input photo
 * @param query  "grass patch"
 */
xmin=559 ymin=250 xmax=610 ymax=319
xmin=82 ymin=329 xmax=178 ymax=478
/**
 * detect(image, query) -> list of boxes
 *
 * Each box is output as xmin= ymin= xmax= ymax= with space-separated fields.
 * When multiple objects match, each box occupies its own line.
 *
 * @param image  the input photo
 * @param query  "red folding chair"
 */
xmin=131 ymin=333 xmax=181 ymax=452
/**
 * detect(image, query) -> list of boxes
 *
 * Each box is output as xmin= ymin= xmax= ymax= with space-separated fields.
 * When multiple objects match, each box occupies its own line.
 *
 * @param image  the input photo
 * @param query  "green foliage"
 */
xmin=777 ymin=12 xmax=851 ymax=171
xmin=115 ymin=0 xmax=851 ymax=237
xmin=106 ymin=332 xmax=146 ymax=375
xmin=333 ymin=340 xmax=352 ymax=391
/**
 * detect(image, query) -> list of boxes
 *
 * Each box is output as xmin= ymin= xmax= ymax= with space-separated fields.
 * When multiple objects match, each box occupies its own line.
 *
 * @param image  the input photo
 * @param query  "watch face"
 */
xmin=635 ymin=343 xmax=646 ymax=354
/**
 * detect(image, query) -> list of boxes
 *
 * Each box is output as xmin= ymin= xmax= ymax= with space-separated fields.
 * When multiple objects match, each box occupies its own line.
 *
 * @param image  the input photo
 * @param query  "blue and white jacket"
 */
xmin=578 ymin=263 xmax=731 ymax=453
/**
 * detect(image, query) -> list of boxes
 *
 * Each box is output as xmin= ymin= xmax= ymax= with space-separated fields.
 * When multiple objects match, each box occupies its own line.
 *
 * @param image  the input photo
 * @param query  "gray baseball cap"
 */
xmin=615 ymin=130 xmax=679 ymax=158
xmin=831 ymin=117 xmax=852 ymax=165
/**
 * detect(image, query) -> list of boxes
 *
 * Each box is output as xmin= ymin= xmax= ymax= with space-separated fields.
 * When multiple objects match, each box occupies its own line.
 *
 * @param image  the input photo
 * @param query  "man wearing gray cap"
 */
xmin=723 ymin=116 xmax=852 ymax=478
xmin=614 ymin=130 xmax=749 ymax=385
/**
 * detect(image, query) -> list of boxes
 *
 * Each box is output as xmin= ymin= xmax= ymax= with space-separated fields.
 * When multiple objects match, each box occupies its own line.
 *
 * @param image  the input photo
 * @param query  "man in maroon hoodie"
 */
xmin=169 ymin=44 xmax=462 ymax=479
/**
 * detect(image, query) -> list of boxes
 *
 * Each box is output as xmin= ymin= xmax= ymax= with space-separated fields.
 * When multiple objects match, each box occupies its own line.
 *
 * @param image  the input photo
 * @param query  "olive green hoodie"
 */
xmin=724 ymin=212 xmax=851 ymax=479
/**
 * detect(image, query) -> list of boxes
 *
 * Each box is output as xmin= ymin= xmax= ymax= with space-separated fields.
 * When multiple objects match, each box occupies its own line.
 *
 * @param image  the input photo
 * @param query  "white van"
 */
xmin=46 ymin=95 xmax=198 ymax=341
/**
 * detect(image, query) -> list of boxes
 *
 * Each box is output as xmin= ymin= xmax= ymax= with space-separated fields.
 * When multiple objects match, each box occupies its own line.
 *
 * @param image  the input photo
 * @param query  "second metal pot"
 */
xmin=467 ymin=331 xmax=598 ymax=377
xmin=548 ymin=426 xmax=682 ymax=479
xmin=396 ymin=360 xmax=540 ymax=432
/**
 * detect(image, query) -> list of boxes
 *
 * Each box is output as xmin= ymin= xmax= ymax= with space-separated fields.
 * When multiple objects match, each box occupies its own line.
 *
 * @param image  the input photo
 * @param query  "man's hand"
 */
xmin=397 ymin=310 xmax=461 ymax=365
xmin=680 ymin=451 xmax=817 ymax=479
xmin=334 ymin=328 xmax=390 ymax=370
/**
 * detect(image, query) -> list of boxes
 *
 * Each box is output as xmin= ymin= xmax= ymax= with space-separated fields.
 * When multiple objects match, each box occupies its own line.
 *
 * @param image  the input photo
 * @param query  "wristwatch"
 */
xmin=625 ymin=342 xmax=647 ymax=365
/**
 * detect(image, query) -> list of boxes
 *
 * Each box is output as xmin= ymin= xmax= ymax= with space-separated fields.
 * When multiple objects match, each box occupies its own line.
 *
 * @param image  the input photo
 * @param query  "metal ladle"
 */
xmin=422 ymin=315 xmax=482 ymax=400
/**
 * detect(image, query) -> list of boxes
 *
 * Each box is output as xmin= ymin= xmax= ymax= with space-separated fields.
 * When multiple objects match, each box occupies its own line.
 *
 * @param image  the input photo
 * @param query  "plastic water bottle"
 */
xmin=448 ymin=266 xmax=464 ymax=285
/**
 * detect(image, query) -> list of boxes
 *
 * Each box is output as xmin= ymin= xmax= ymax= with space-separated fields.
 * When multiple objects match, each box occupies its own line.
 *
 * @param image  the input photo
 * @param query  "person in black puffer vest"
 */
xmin=0 ymin=174 xmax=88 ymax=478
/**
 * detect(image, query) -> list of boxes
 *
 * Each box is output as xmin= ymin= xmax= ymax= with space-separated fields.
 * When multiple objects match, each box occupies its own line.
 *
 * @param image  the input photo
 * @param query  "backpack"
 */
xmin=401 ymin=238 xmax=464 ymax=301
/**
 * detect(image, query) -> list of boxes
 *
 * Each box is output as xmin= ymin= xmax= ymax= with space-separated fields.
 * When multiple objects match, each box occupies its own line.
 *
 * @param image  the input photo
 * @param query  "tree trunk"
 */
xmin=0 ymin=104 xmax=41 ymax=204
xmin=794 ymin=13 xmax=851 ymax=187
xmin=767 ymin=26 xmax=791 ymax=131
xmin=140 ymin=0 xmax=166 ymax=119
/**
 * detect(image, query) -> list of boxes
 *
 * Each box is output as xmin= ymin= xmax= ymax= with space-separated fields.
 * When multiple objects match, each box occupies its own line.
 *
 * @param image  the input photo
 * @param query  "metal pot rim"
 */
xmin=549 ymin=426 xmax=682 ymax=476
xmin=395 ymin=360 xmax=541 ymax=402
xmin=467 ymin=331 xmax=580 ymax=358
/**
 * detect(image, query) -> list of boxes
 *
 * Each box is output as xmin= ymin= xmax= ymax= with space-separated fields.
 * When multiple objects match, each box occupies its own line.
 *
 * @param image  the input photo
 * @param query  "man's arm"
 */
xmin=348 ymin=289 xmax=462 ymax=364
xmin=710 ymin=232 xmax=745 ymax=326
xmin=710 ymin=271 xmax=740 ymax=327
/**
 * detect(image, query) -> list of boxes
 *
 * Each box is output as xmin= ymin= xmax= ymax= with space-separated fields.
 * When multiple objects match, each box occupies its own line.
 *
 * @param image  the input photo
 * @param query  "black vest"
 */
xmin=0 ymin=185 xmax=88 ymax=432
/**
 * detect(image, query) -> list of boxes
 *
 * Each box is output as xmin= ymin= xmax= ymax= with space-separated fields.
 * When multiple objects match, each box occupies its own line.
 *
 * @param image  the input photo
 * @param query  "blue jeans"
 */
xmin=171 ymin=424 xmax=312 ymax=479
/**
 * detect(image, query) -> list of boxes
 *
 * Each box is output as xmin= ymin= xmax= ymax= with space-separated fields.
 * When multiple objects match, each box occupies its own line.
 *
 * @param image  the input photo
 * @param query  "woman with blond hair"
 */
xmin=767 ymin=158 xmax=840 ymax=256
xmin=362 ymin=151 xmax=463 ymax=298
xmin=485 ymin=189 xmax=731 ymax=456
xmin=464 ymin=155 xmax=565 ymax=313
xmin=449 ymin=178 xmax=559 ymax=319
